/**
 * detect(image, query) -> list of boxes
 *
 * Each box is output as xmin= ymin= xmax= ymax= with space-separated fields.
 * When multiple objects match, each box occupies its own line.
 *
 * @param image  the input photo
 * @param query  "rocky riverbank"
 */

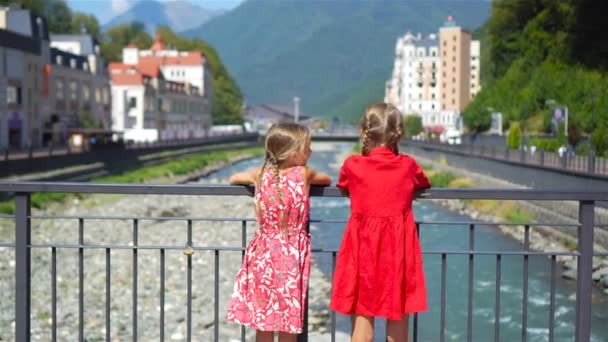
xmin=0 ymin=152 xmax=337 ymax=341
xmin=407 ymin=151 xmax=608 ymax=296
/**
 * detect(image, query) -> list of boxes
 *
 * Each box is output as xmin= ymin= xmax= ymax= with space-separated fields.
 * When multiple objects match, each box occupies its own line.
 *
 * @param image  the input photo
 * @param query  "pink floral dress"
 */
xmin=227 ymin=166 xmax=311 ymax=333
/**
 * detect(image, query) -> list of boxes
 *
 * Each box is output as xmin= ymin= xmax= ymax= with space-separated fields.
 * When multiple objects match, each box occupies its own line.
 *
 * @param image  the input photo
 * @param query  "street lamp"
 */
xmin=293 ymin=96 xmax=300 ymax=123
xmin=545 ymin=99 xmax=568 ymax=137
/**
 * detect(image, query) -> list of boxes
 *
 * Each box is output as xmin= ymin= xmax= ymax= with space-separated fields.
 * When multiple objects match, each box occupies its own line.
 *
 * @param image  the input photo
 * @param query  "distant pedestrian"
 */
xmin=226 ymin=122 xmax=331 ymax=341
xmin=330 ymin=103 xmax=431 ymax=342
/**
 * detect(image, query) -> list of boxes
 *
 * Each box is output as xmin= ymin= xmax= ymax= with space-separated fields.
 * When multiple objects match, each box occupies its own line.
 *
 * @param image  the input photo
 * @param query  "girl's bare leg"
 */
xmin=278 ymin=332 xmax=297 ymax=342
xmin=351 ymin=314 xmax=374 ymax=342
xmin=256 ymin=330 xmax=274 ymax=342
xmin=386 ymin=314 xmax=410 ymax=342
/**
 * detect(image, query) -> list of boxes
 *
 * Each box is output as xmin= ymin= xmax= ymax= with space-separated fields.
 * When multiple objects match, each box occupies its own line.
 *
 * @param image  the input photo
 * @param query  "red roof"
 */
xmin=109 ymin=63 xmax=143 ymax=86
xmin=126 ymin=43 xmax=137 ymax=48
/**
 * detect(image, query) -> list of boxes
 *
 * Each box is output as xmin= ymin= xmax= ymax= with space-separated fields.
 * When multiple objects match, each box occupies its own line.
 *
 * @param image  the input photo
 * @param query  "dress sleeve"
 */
xmin=413 ymin=160 xmax=431 ymax=190
xmin=336 ymin=158 xmax=350 ymax=190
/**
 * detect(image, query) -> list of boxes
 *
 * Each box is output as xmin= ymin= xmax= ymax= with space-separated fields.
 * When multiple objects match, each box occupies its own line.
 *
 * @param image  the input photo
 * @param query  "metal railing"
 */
xmin=0 ymin=182 xmax=606 ymax=341
xmin=405 ymin=140 xmax=608 ymax=178
xmin=0 ymin=132 xmax=259 ymax=162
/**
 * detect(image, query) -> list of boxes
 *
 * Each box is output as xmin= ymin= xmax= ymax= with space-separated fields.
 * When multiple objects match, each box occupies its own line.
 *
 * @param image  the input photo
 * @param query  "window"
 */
xmin=432 ymin=93 xmax=435 ymax=99
xmin=83 ymin=85 xmax=90 ymax=102
xmin=70 ymin=59 xmax=76 ymax=69
xmin=129 ymin=97 xmax=137 ymax=109
xmin=95 ymin=88 xmax=101 ymax=103
xmin=432 ymin=104 xmax=435 ymax=110
xmin=56 ymin=80 xmax=64 ymax=100
xmin=70 ymin=81 xmax=77 ymax=100
xmin=453 ymin=67 xmax=456 ymax=72
xmin=56 ymin=55 xmax=62 ymax=64
xmin=7 ymin=85 xmax=20 ymax=104
xmin=103 ymin=88 xmax=109 ymax=104
xmin=452 ymin=99 xmax=456 ymax=105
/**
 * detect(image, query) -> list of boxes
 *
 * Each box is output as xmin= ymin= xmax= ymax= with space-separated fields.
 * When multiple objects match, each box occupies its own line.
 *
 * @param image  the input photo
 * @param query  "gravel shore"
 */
xmin=0 ymin=154 xmax=337 ymax=341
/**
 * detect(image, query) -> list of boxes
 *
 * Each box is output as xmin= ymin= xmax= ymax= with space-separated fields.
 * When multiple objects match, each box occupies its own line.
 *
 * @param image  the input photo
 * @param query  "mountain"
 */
xmin=103 ymin=0 xmax=224 ymax=34
xmin=185 ymin=0 xmax=491 ymax=122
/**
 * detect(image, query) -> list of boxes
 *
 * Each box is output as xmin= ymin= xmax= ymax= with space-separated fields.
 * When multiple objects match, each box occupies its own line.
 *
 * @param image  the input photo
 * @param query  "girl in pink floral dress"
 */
xmin=227 ymin=122 xmax=331 ymax=341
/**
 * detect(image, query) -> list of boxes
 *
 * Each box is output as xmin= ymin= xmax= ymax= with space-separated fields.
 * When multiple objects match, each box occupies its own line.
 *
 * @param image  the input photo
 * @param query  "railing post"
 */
xmin=15 ymin=192 xmax=31 ymax=342
xmin=587 ymin=150 xmax=595 ymax=174
xmin=297 ymin=219 xmax=310 ymax=342
xmin=575 ymin=200 xmax=594 ymax=342
xmin=505 ymin=147 xmax=509 ymax=160
xmin=540 ymin=149 xmax=545 ymax=167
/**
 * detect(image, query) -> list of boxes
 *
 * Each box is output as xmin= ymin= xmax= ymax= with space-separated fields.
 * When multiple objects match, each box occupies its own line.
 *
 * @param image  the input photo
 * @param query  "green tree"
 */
xmin=507 ymin=122 xmax=521 ymax=149
xmin=44 ymin=0 xmax=72 ymax=34
xmin=592 ymin=124 xmax=608 ymax=157
xmin=101 ymin=22 xmax=153 ymax=62
xmin=70 ymin=12 xmax=100 ymax=38
xmin=77 ymin=111 xmax=102 ymax=129
xmin=403 ymin=115 xmax=423 ymax=139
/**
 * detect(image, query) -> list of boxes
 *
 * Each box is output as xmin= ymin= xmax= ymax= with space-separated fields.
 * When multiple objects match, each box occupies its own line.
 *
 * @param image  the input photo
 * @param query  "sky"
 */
xmin=66 ymin=0 xmax=244 ymax=24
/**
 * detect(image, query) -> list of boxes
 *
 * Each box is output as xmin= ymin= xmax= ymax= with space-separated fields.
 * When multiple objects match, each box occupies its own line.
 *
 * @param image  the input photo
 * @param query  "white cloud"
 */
xmin=111 ymin=0 xmax=132 ymax=15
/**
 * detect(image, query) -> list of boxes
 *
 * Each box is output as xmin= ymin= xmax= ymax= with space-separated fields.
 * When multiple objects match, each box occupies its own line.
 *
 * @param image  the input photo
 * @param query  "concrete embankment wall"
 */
xmin=0 ymin=134 xmax=260 ymax=180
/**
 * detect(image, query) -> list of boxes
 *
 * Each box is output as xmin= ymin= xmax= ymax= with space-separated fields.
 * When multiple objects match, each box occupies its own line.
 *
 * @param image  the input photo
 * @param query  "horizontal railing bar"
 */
xmin=423 ymin=250 xmax=579 ymax=256
xmin=21 ymin=215 xmax=582 ymax=228
xmin=29 ymin=215 xmax=258 ymax=222
xmin=0 ymin=214 xmax=14 ymax=219
xmin=594 ymin=253 xmax=608 ymax=256
xmin=417 ymin=220 xmax=580 ymax=227
xmin=27 ymin=244 xmax=579 ymax=256
xmin=1 ymin=182 xmax=608 ymax=200
xmin=0 ymin=243 xmax=15 ymax=247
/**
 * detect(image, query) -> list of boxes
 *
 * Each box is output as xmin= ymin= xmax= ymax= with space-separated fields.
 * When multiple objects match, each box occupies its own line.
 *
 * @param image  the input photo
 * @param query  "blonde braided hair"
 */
xmin=360 ymin=103 xmax=404 ymax=156
xmin=256 ymin=122 xmax=311 ymax=235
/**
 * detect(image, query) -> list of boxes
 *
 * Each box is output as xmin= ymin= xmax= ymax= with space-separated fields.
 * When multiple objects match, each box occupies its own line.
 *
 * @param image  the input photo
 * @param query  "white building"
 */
xmin=110 ymin=36 xmax=211 ymax=142
xmin=0 ymin=5 xmax=49 ymax=149
xmin=386 ymin=17 xmax=480 ymax=140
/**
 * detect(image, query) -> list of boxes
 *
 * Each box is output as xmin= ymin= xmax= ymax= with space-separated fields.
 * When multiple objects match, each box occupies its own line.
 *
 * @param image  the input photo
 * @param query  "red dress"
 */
xmin=330 ymin=146 xmax=430 ymax=320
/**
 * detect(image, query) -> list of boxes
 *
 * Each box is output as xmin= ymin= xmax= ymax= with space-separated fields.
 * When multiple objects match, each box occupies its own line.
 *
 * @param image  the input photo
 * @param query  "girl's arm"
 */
xmin=413 ymin=161 xmax=431 ymax=190
xmin=306 ymin=167 xmax=332 ymax=186
xmin=229 ymin=168 xmax=260 ymax=185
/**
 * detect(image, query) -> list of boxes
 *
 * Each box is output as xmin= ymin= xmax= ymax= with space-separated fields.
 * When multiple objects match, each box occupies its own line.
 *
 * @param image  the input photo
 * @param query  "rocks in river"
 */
xmin=562 ymin=269 xmax=577 ymax=280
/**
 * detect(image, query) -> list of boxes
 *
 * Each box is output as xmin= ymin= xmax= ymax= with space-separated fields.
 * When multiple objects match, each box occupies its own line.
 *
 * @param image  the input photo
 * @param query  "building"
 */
xmin=439 ymin=16 xmax=472 ymax=113
xmin=46 ymin=34 xmax=111 ymax=145
xmin=385 ymin=16 xmax=480 ymax=140
xmin=110 ymin=36 xmax=211 ymax=142
xmin=0 ymin=6 xmax=49 ymax=149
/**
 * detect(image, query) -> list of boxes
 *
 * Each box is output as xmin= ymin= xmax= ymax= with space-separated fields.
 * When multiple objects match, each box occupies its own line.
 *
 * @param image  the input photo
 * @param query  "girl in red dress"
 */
xmin=330 ymin=103 xmax=431 ymax=342
xmin=227 ymin=123 xmax=331 ymax=342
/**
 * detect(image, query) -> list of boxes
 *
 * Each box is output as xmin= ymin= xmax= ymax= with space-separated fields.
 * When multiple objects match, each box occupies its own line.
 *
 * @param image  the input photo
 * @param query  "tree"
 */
xmin=102 ymin=22 xmax=153 ymax=62
xmin=592 ymin=124 xmax=608 ymax=157
xmin=70 ymin=12 xmax=100 ymax=38
xmin=463 ymin=99 xmax=492 ymax=133
xmin=506 ymin=122 xmax=521 ymax=149
xmin=44 ymin=0 xmax=72 ymax=34
xmin=403 ymin=115 xmax=423 ymax=139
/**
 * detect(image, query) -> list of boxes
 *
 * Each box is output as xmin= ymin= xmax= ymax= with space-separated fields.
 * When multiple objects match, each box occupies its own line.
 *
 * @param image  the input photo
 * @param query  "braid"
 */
xmin=362 ymin=120 xmax=373 ymax=156
xmin=254 ymin=157 xmax=270 ymax=224
xmin=268 ymin=154 xmax=288 ymax=236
